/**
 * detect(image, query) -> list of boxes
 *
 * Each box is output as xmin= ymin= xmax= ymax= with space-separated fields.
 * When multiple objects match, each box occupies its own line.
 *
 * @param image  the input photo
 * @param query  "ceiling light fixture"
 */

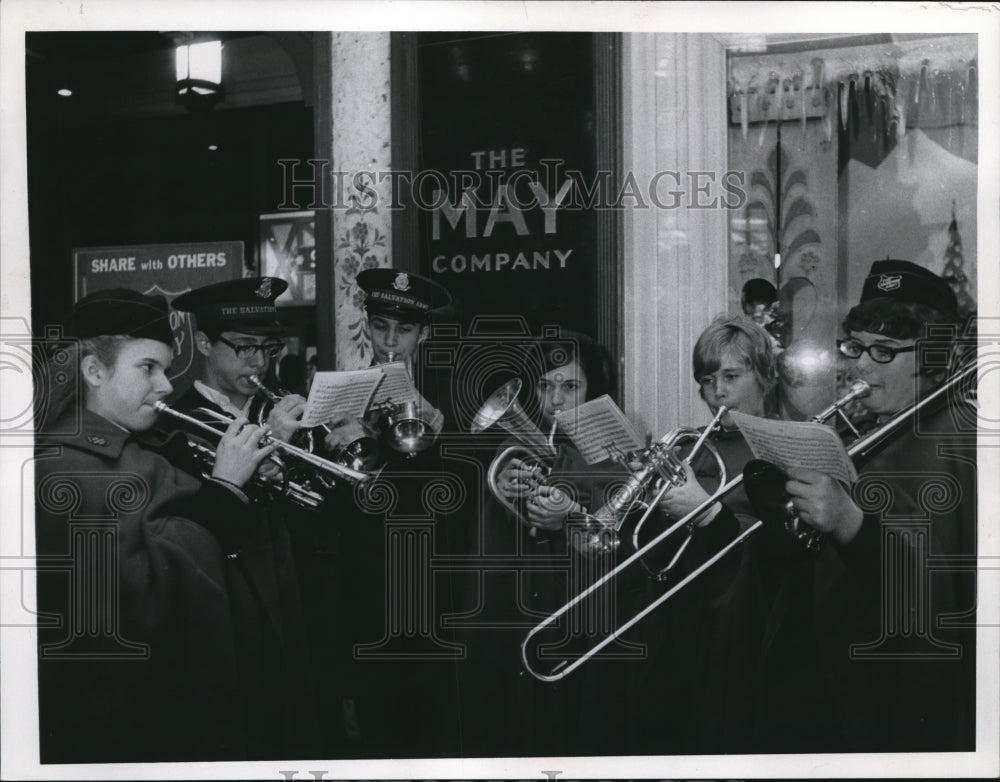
xmin=176 ymin=40 xmax=223 ymax=111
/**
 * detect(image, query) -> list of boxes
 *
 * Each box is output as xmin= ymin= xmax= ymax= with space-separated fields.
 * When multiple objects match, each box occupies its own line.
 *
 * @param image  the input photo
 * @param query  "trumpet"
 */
xmin=373 ymin=398 xmax=438 ymax=457
xmin=251 ymin=373 xmax=381 ymax=471
xmin=366 ymin=352 xmax=440 ymax=459
xmin=471 ymin=378 xmax=557 ymax=517
xmin=154 ymin=402 xmax=375 ymax=508
xmin=519 ymin=363 xmax=977 ymax=682
xmin=569 ymin=406 xmax=729 ymax=572
xmin=153 ymin=401 xmax=326 ymax=509
xmin=248 ymin=373 xmax=316 ymax=452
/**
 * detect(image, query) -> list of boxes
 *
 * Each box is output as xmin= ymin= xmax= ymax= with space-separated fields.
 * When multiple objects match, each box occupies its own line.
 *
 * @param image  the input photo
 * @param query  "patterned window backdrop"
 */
xmin=726 ymin=34 xmax=978 ymax=419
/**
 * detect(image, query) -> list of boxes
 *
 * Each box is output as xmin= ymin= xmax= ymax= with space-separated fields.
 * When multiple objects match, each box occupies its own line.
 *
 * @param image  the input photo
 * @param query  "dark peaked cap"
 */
xmin=172 ymin=276 xmax=288 ymax=336
xmin=66 ymin=288 xmax=173 ymax=345
xmin=859 ymin=259 xmax=958 ymax=315
xmin=357 ymin=268 xmax=452 ymax=323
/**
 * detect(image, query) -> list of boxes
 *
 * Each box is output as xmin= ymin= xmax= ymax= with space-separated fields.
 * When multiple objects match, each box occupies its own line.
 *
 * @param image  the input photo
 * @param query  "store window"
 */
xmin=726 ymin=34 xmax=978 ymax=418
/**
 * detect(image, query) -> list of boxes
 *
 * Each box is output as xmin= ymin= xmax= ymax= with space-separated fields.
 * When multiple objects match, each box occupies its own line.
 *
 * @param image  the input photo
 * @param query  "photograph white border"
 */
xmin=2 ymin=2 xmax=998 ymax=779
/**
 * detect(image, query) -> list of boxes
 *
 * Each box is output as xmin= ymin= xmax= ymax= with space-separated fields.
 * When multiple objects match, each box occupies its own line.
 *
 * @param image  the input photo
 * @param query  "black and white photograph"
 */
xmin=1 ymin=1 xmax=998 ymax=779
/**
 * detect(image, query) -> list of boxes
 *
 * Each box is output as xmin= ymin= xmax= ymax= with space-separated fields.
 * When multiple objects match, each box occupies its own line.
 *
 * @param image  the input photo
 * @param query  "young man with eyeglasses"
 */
xmin=751 ymin=259 xmax=977 ymax=754
xmin=170 ymin=276 xmax=304 ymax=441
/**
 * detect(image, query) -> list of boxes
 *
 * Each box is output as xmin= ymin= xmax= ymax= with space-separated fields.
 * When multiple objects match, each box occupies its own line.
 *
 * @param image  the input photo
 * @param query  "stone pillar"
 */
xmin=321 ymin=32 xmax=394 ymax=370
xmin=622 ymin=33 xmax=730 ymax=436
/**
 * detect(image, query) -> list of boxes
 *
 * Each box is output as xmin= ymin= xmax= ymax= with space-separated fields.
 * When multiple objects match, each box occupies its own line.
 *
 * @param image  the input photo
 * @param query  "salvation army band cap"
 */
xmin=65 ymin=288 xmax=173 ymax=345
xmin=171 ymin=276 xmax=288 ymax=336
xmin=859 ymin=259 xmax=957 ymax=315
xmin=357 ymin=268 xmax=452 ymax=323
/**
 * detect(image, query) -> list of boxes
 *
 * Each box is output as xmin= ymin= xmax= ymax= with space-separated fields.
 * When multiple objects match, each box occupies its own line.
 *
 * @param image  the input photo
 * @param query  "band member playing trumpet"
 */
xmin=170 ymin=276 xmax=304 ymax=441
xmin=324 ymin=267 xmax=466 ymax=758
xmin=630 ymin=315 xmax=782 ymax=754
xmin=658 ymin=315 xmax=779 ymax=528
xmin=169 ymin=275 xmax=347 ymax=746
xmin=34 ymin=289 xmax=317 ymax=762
xmin=322 ymin=268 xmax=451 ymax=455
xmin=755 ymin=260 xmax=976 ymax=752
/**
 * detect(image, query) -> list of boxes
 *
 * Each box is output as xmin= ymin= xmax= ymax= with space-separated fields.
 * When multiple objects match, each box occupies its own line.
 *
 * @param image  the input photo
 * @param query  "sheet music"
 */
xmin=554 ymin=395 xmax=644 ymax=465
xmin=730 ymin=411 xmax=858 ymax=485
xmin=301 ymin=367 xmax=383 ymax=427
xmin=368 ymin=361 xmax=418 ymax=407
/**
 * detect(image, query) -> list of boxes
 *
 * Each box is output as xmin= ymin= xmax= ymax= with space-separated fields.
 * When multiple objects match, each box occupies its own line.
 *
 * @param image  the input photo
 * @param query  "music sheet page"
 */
xmin=301 ymin=367 xmax=384 ymax=427
xmin=555 ymin=394 xmax=645 ymax=465
xmin=368 ymin=361 xmax=418 ymax=407
xmin=730 ymin=410 xmax=858 ymax=484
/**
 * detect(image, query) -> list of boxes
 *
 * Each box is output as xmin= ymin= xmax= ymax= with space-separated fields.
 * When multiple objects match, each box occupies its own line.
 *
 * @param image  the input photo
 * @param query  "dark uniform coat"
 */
xmin=630 ymin=426 xmax=761 ymax=755
xmin=35 ymin=408 xmax=316 ymax=763
xmin=754 ymin=396 xmax=977 ymax=752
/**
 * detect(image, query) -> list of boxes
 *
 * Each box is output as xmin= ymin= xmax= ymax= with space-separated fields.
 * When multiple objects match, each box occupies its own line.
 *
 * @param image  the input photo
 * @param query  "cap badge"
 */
xmin=255 ymin=278 xmax=273 ymax=299
xmin=877 ymin=273 xmax=902 ymax=292
xmin=392 ymin=273 xmax=411 ymax=292
xmin=86 ymin=435 xmax=109 ymax=447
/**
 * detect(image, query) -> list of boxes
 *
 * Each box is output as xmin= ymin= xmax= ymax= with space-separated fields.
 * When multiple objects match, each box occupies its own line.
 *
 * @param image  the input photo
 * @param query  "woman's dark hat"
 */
xmin=65 ymin=288 xmax=173 ymax=345
xmin=859 ymin=259 xmax=957 ymax=315
xmin=172 ymin=276 xmax=288 ymax=336
xmin=357 ymin=268 xmax=452 ymax=323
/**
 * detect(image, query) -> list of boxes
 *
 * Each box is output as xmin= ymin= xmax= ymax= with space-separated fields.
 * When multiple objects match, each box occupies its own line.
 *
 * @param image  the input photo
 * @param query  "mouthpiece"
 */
xmin=849 ymin=380 xmax=871 ymax=398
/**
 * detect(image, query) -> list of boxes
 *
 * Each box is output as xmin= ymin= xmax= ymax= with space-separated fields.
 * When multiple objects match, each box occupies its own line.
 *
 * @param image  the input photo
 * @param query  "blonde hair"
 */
xmin=692 ymin=315 xmax=778 ymax=416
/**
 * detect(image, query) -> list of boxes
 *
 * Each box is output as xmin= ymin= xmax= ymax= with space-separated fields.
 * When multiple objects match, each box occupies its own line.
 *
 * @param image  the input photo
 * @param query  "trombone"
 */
xmin=519 ymin=362 xmax=977 ymax=682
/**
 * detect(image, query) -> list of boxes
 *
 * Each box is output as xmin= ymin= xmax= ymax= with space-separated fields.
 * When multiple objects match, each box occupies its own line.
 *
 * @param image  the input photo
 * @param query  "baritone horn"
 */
xmin=520 ymin=362 xmax=977 ymax=682
xmin=471 ymin=378 xmax=556 ymax=517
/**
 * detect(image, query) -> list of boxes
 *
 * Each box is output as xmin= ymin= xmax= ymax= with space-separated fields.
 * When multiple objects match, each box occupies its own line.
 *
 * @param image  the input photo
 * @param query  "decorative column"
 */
xmin=316 ymin=33 xmax=395 ymax=370
xmin=622 ymin=34 xmax=730 ymax=436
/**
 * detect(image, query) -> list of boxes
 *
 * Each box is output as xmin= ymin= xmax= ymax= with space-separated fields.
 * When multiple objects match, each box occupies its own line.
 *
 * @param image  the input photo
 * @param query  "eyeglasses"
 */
xmin=216 ymin=336 xmax=284 ymax=361
xmin=837 ymin=338 xmax=916 ymax=364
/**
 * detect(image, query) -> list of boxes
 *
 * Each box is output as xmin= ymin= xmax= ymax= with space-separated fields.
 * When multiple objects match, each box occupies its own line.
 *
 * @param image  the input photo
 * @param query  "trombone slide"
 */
xmin=520 ymin=360 xmax=978 ymax=682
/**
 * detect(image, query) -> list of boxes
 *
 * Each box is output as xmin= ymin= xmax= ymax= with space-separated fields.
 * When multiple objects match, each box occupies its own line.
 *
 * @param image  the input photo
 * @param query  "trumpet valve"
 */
xmin=645 ymin=442 xmax=686 ymax=486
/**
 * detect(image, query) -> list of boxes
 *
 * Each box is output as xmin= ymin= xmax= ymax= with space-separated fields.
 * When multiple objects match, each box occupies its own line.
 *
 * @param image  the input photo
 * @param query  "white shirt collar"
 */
xmin=193 ymin=380 xmax=252 ymax=418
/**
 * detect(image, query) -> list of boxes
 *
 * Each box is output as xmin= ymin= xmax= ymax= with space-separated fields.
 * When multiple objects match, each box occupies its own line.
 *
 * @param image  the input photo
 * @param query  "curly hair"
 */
xmin=843 ymin=297 xmax=958 ymax=341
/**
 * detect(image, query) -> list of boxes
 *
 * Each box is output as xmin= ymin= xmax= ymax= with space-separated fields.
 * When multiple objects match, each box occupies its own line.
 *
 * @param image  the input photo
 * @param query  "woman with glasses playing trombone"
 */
xmin=747 ymin=260 xmax=977 ymax=754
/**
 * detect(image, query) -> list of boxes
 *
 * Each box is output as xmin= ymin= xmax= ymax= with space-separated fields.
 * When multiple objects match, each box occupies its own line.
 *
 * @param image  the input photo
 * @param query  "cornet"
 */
xmin=153 ymin=401 xmax=326 ymax=509
xmin=248 ymin=373 xmax=316 ymax=452
xmin=154 ymin=402 xmax=375 ymax=509
xmin=471 ymin=378 xmax=557 ymax=517
xmin=367 ymin=351 xmax=440 ymax=459
xmin=568 ymin=406 xmax=729 ymax=578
